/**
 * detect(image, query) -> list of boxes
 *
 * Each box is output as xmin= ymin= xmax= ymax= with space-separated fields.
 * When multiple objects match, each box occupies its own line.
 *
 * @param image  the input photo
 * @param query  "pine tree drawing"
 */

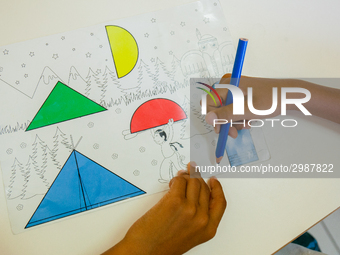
xmin=7 ymin=158 xmax=27 ymax=199
xmin=137 ymin=60 xmax=155 ymax=92
xmin=99 ymin=66 xmax=110 ymax=105
xmin=31 ymin=135 xmax=48 ymax=181
xmin=171 ymin=55 xmax=186 ymax=88
xmin=52 ymin=127 xmax=71 ymax=170
xmin=43 ymin=145 xmax=60 ymax=188
xmin=153 ymin=58 xmax=172 ymax=93
xmin=136 ymin=60 xmax=147 ymax=91
xmin=23 ymin=156 xmax=47 ymax=199
xmin=102 ymin=66 xmax=124 ymax=107
xmin=180 ymin=98 xmax=213 ymax=139
xmin=85 ymin=68 xmax=102 ymax=103
xmin=180 ymin=96 xmax=191 ymax=139
xmin=191 ymin=101 xmax=213 ymax=136
xmin=122 ymin=60 xmax=155 ymax=103
xmin=68 ymin=66 xmax=88 ymax=95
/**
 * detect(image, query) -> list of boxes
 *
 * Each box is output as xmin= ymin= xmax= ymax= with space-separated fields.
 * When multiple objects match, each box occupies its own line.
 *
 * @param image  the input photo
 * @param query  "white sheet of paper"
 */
xmin=0 ymin=0 xmax=236 ymax=234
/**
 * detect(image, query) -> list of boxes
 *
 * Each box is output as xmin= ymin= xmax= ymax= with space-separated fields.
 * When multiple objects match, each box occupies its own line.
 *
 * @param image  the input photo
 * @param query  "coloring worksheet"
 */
xmin=0 ymin=0 xmax=238 ymax=234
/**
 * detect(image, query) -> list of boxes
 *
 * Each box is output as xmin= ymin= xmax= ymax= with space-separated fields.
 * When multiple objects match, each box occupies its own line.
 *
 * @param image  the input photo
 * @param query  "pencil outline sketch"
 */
xmin=151 ymin=118 xmax=186 ymax=183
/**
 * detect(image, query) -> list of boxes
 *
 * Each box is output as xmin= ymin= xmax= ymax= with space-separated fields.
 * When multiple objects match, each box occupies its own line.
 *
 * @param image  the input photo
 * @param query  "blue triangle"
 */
xmin=25 ymin=150 xmax=145 ymax=228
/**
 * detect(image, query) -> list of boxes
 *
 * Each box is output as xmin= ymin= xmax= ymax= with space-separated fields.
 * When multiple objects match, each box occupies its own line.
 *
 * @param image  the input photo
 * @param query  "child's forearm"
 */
xmin=283 ymin=79 xmax=340 ymax=124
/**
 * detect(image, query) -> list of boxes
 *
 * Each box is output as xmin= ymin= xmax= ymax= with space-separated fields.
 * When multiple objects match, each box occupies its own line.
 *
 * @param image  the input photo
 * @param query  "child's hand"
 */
xmin=205 ymin=74 xmax=295 ymax=137
xmin=103 ymin=163 xmax=226 ymax=255
xmin=205 ymin=74 xmax=340 ymax=135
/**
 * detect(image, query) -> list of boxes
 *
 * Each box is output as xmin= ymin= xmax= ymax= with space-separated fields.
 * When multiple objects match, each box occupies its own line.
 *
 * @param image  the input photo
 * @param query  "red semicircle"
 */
xmin=130 ymin=98 xmax=187 ymax=134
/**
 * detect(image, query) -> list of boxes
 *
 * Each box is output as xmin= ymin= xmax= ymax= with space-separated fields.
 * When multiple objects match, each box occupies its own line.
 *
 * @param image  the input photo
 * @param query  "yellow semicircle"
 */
xmin=106 ymin=26 xmax=139 ymax=78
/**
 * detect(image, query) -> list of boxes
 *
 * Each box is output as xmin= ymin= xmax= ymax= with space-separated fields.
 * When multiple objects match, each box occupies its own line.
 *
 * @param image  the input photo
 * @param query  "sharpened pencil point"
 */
xmin=216 ymin=156 xmax=223 ymax=164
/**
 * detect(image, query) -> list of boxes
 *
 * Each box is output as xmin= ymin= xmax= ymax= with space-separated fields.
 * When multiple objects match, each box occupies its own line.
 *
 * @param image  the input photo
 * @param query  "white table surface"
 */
xmin=1 ymin=0 xmax=340 ymax=254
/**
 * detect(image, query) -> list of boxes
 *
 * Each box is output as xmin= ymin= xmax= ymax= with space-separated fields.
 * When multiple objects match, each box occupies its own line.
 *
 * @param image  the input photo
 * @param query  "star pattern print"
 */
xmin=0 ymin=0 xmax=231 ymax=101
xmin=0 ymin=29 xmax=115 ymax=98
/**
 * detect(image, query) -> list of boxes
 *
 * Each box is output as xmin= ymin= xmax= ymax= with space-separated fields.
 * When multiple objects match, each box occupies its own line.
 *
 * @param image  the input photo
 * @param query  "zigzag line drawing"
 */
xmin=0 ymin=66 xmax=63 ymax=99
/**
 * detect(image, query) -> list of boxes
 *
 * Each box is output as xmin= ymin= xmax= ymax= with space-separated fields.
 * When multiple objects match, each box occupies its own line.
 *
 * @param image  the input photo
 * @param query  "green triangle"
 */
xmin=26 ymin=82 xmax=107 ymax=131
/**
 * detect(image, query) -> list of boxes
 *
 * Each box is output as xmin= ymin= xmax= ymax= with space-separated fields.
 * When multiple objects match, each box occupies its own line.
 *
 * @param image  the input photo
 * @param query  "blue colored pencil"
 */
xmin=215 ymin=38 xmax=248 ymax=164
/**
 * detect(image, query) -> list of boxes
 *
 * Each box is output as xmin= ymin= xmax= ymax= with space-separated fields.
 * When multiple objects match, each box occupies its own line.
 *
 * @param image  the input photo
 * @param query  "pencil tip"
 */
xmin=216 ymin=156 xmax=223 ymax=164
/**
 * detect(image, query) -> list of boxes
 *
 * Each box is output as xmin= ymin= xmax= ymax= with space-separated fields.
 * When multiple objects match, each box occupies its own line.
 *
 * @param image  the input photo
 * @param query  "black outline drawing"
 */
xmin=180 ymin=29 xmax=234 ymax=78
xmin=151 ymin=119 xmax=186 ymax=183
xmin=7 ymin=158 xmax=26 ymax=200
xmin=180 ymin=95 xmax=213 ymax=140
xmin=105 ymin=25 xmax=139 ymax=79
xmin=68 ymin=66 xmax=88 ymax=98
xmin=122 ymin=98 xmax=187 ymax=140
xmin=0 ymin=58 xmax=187 ymax=112
xmin=25 ymin=81 xmax=107 ymax=132
xmin=100 ymin=66 xmax=124 ymax=108
xmin=6 ymin=128 xmax=80 ymax=201
xmin=129 ymin=98 xmax=187 ymax=134
xmin=0 ymin=66 xmax=63 ymax=99
xmin=18 ymin=155 xmax=47 ymax=200
xmin=24 ymin=149 xmax=146 ymax=229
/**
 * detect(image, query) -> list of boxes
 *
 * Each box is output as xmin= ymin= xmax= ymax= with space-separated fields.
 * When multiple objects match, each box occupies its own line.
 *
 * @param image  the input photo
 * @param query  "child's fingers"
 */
xmin=206 ymin=103 xmax=254 ymax=124
xmin=228 ymin=126 xmax=238 ymax=138
xmin=169 ymin=175 xmax=187 ymax=197
xmin=219 ymin=73 xmax=232 ymax=84
xmin=207 ymin=177 xmax=227 ymax=228
xmin=212 ymin=124 xmax=238 ymax=138
xmin=187 ymin=162 xmax=211 ymax=213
